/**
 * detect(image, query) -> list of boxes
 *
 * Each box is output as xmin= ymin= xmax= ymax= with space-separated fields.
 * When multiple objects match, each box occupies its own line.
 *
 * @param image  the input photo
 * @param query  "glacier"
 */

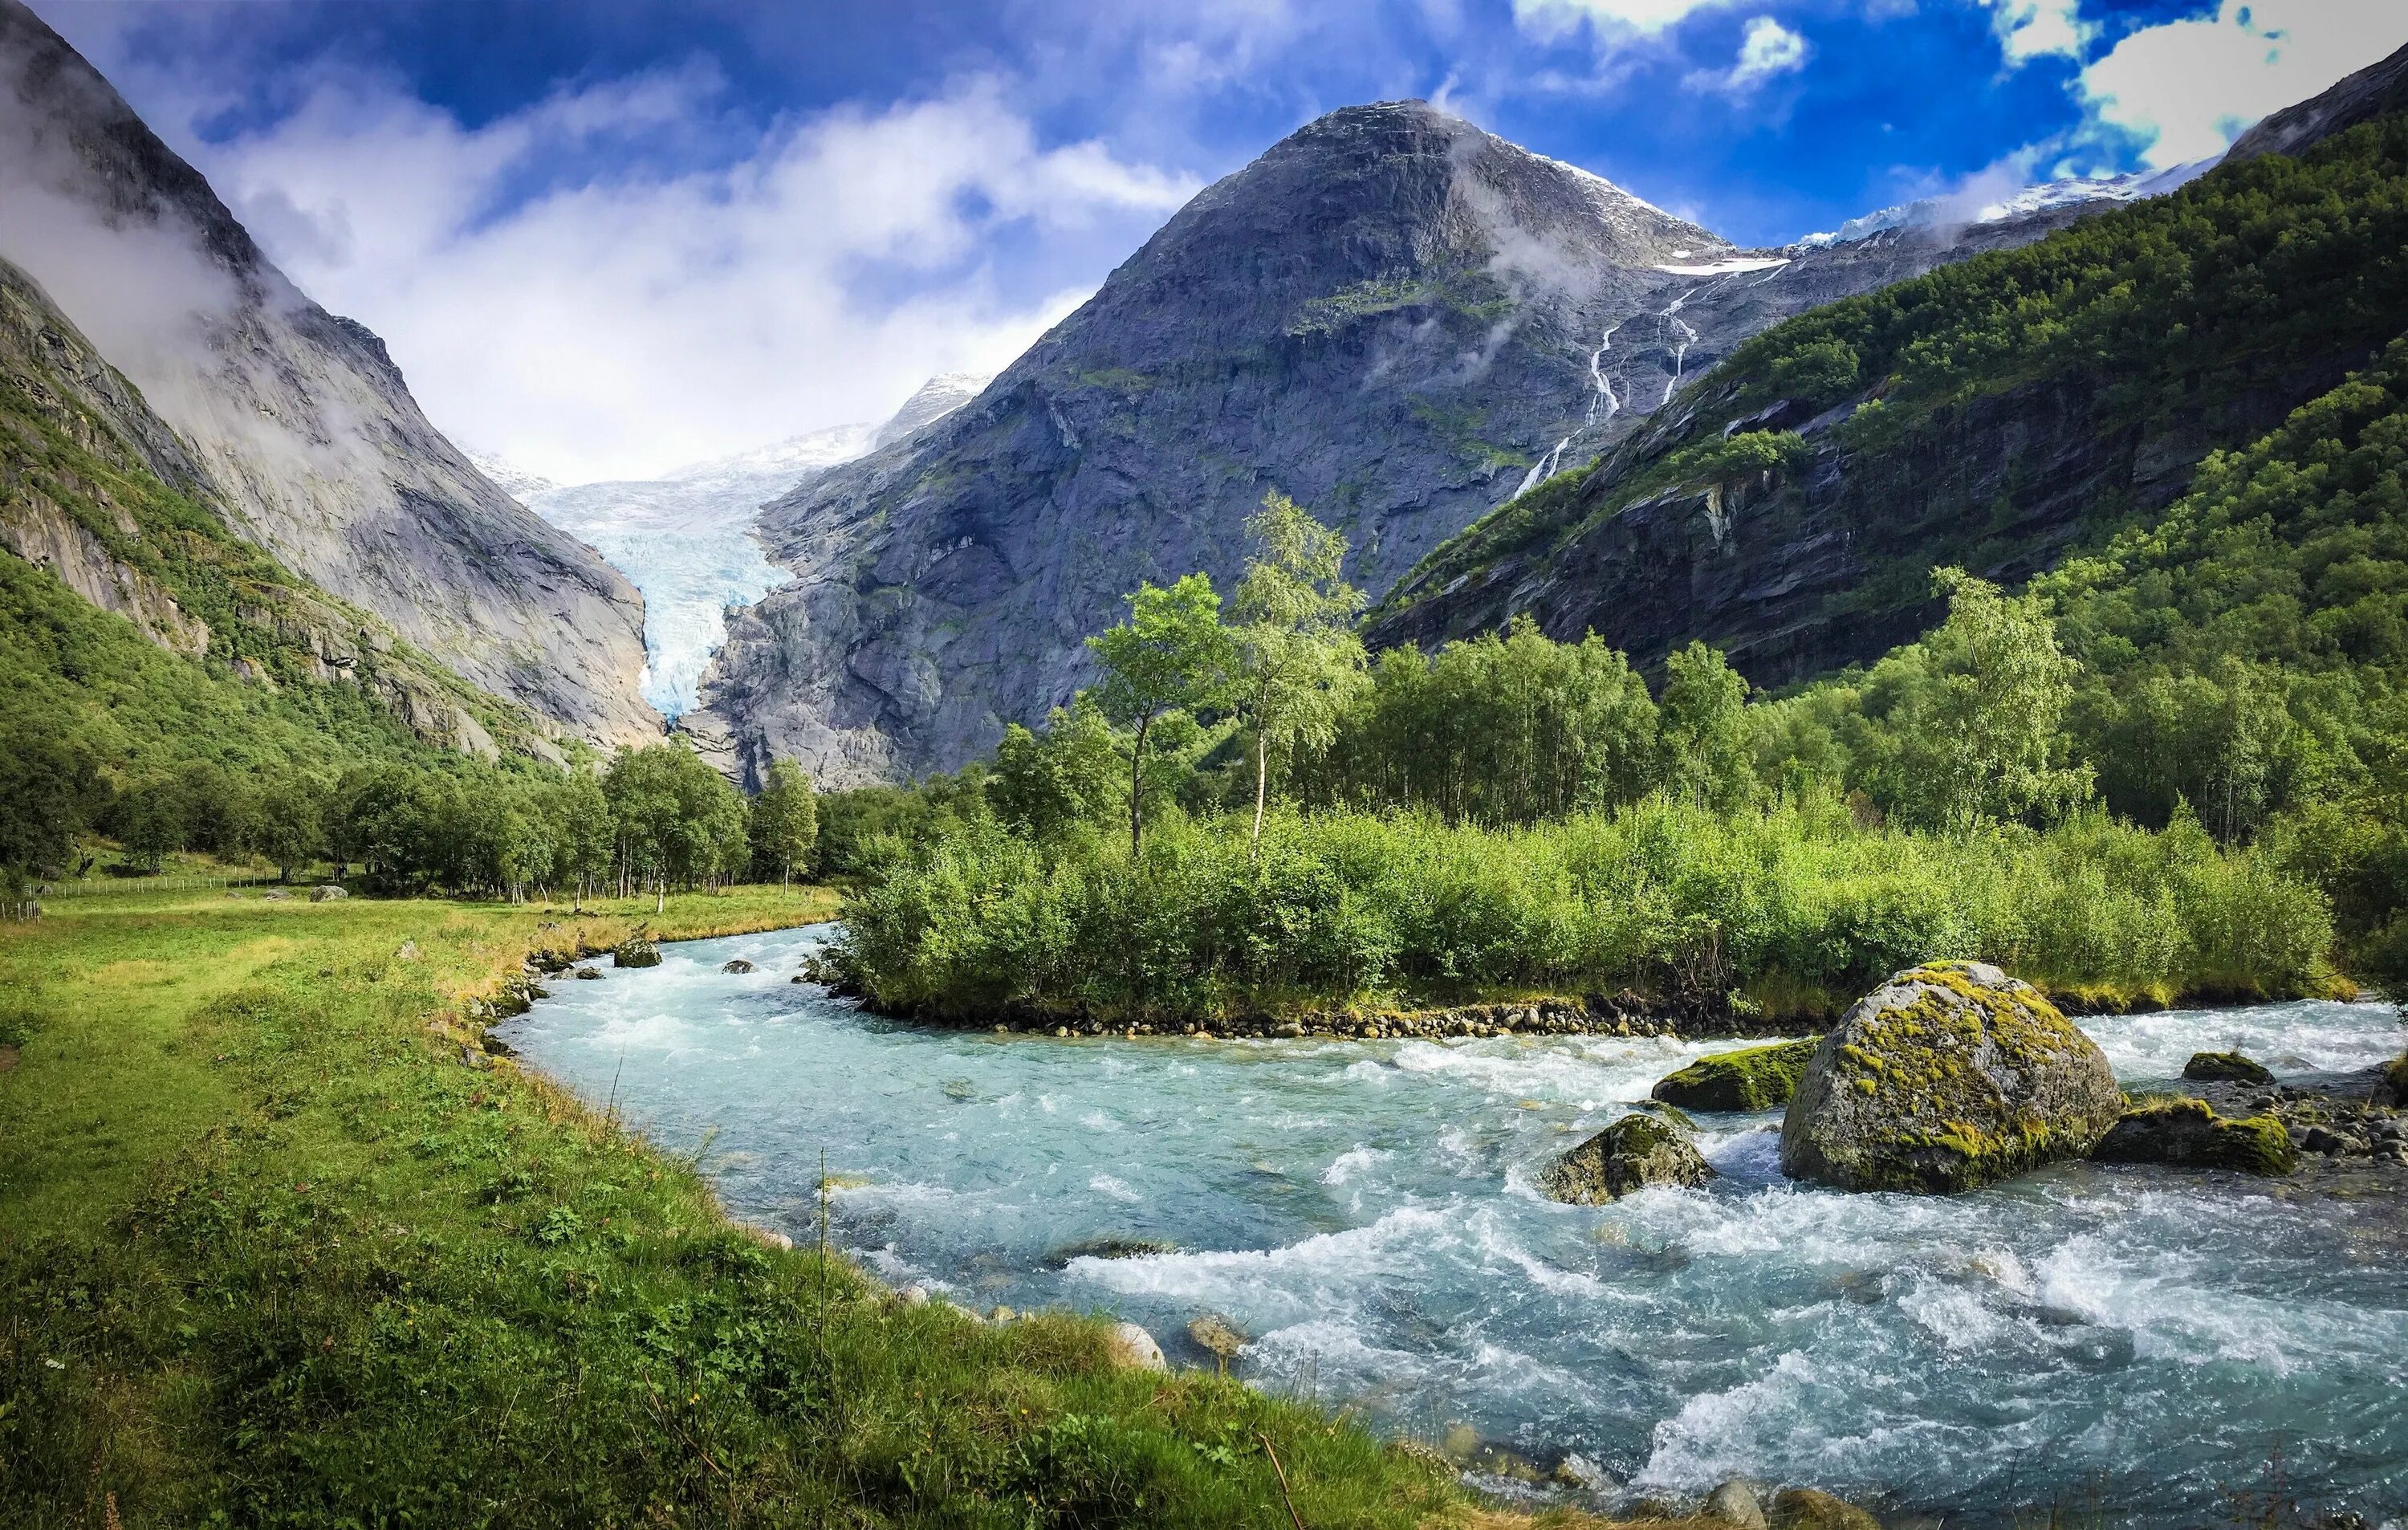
xmin=486 ymin=374 xmax=990 ymax=718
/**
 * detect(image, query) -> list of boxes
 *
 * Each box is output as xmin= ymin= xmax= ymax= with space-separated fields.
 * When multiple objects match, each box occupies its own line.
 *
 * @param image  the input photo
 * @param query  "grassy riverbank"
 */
xmin=837 ymin=799 xmax=2345 ymax=1027
xmin=0 ymin=883 xmax=1483 ymax=1528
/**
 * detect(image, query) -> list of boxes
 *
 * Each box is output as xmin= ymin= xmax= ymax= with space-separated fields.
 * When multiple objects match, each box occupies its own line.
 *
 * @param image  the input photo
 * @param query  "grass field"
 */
xmin=0 ymin=880 xmax=1516 ymax=1529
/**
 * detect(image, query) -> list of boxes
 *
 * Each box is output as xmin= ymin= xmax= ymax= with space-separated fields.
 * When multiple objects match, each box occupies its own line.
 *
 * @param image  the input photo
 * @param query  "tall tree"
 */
xmin=1231 ymin=492 xmax=1365 ymax=848
xmin=990 ymin=694 xmax=1123 ymax=841
xmin=1658 ymin=641 xmax=1754 ymax=812
xmin=254 ymin=769 xmax=328 ymax=883
xmin=1087 ymin=572 xmax=1235 ymax=858
xmin=1869 ymin=569 xmax=2092 ymax=830
xmin=750 ymin=759 xmax=820 ymax=890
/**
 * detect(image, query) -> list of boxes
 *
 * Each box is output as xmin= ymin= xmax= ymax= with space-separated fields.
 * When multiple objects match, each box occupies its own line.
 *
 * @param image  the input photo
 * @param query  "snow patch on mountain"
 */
xmin=1796 ymin=159 xmax=2216 ymax=248
xmin=873 ymin=372 xmax=990 ymax=449
xmin=468 ymin=451 xmax=557 ymax=501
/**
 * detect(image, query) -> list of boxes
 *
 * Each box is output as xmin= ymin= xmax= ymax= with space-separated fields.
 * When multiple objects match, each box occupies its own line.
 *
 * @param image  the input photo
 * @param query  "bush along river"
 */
xmin=499 ymin=926 xmax=2408 ymax=1528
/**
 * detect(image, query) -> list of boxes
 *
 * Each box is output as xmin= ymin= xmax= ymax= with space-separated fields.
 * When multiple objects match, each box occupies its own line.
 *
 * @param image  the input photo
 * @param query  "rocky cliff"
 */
xmin=692 ymin=100 xmax=2208 ymax=786
xmin=0 ymin=252 xmax=550 ymax=759
xmin=0 ymin=0 xmax=659 ymax=747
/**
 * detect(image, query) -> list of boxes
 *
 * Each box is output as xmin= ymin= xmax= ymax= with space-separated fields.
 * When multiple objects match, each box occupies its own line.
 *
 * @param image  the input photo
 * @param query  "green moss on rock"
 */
xmin=2093 ymin=1095 xmax=2297 ymax=1175
xmin=2182 ymin=1050 xmax=2275 ymax=1084
xmin=1779 ymin=961 xmax=2122 ymax=1194
xmin=1536 ymin=1113 xmax=1714 ymax=1205
xmin=1653 ymin=1037 xmax=1821 ymax=1112
xmin=1768 ymin=1487 xmax=1881 ymax=1530
xmin=612 ymin=938 xmax=661 ymax=969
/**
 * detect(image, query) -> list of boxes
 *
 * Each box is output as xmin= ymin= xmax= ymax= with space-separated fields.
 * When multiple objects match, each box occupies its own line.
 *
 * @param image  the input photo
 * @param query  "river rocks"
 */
xmin=1768 ymin=1487 xmax=1881 ymax=1530
xmin=721 ymin=958 xmax=756 ymax=975
xmin=2093 ymin=1096 xmax=2297 ymax=1175
xmin=1780 ymin=962 xmax=2121 ymax=1194
xmin=1045 ymin=1236 xmax=1179 ymax=1267
xmin=574 ymin=966 xmax=603 ymax=979
xmin=613 ymin=938 xmax=661 ymax=969
xmin=2184 ymin=1051 xmax=2275 ymax=1084
xmin=1654 ymin=1038 xmax=1820 ymax=1112
xmin=1187 ymin=1313 xmax=1247 ymax=1368
xmin=1537 ymin=1113 xmax=1714 ymax=1204
xmin=309 ymin=884 xmax=346 ymax=902
xmin=1705 ymin=1479 xmax=1770 ymax=1528
xmin=2382 ymin=1055 xmax=2408 ymax=1107
xmin=1104 ymin=1320 xmax=1166 ymax=1373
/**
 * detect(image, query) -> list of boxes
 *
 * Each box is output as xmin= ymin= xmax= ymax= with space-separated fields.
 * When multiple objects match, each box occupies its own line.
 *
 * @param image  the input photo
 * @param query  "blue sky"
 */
xmin=32 ymin=0 xmax=2408 ymax=480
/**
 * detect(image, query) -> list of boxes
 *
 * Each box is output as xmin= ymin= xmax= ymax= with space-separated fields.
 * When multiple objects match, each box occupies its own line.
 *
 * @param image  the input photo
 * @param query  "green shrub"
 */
xmin=836 ymin=800 xmax=2335 ymax=1023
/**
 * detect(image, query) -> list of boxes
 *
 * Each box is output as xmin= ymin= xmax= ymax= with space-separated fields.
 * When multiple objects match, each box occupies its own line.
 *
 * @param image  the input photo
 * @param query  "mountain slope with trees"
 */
xmin=1370 ymin=92 xmax=2408 ymax=689
xmin=694 ymin=96 xmax=2170 ymax=788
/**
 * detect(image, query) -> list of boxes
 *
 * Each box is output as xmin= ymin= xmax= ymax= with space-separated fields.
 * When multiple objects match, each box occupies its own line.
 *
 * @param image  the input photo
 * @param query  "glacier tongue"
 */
xmin=491 ymin=372 xmax=994 ymax=720
xmin=508 ymin=422 xmax=876 ymax=718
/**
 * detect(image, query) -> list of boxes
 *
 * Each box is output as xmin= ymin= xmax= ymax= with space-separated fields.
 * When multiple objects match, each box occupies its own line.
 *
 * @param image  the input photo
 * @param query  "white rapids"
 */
xmin=502 ymin=926 xmax=2408 ymax=1526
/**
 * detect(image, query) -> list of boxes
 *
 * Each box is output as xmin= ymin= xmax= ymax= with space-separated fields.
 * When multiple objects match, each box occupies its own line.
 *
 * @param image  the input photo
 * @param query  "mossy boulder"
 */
xmin=2182 ymin=1050 xmax=2274 ymax=1084
xmin=1653 ymin=1037 xmax=1820 ymax=1112
xmin=612 ymin=938 xmax=661 ymax=969
xmin=2093 ymin=1095 xmax=2297 ymax=1175
xmin=1536 ymin=1113 xmax=1714 ymax=1205
xmin=1767 ymin=1487 xmax=1881 ymax=1530
xmin=1779 ymin=961 xmax=2121 ymax=1194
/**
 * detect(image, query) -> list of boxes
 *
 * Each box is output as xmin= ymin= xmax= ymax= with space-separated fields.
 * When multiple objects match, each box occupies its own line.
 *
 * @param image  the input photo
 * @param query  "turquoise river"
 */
xmin=500 ymin=926 xmax=2408 ymax=1526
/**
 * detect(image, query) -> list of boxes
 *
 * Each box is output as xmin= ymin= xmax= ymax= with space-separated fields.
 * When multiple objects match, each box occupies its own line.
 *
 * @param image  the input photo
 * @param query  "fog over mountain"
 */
xmin=0 ymin=0 xmax=658 ymax=746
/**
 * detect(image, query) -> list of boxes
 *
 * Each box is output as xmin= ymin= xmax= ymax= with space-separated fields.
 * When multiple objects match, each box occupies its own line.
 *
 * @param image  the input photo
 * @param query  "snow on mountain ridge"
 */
xmin=1797 ymin=159 xmax=2215 ymax=248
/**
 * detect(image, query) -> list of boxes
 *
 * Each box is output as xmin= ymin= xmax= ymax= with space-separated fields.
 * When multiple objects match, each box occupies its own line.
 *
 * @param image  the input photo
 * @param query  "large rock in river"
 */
xmin=1653 ymin=1037 xmax=1820 ymax=1112
xmin=1537 ymin=1113 xmax=1714 ymax=1204
xmin=2093 ymin=1096 xmax=2296 ymax=1175
xmin=1780 ymin=961 xmax=2121 ymax=1193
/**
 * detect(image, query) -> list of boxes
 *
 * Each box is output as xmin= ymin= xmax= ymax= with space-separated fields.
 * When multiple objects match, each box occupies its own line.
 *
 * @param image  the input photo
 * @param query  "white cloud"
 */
xmin=88 ymin=62 xmax=1197 ymax=483
xmin=1988 ymin=0 xmax=2408 ymax=172
xmin=1686 ymin=14 xmax=1809 ymax=94
xmin=1511 ymin=0 xmax=1735 ymax=44
xmin=1981 ymin=0 xmax=2093 ymax=64
xmin=2076 ymin=0 xmax=2408 ymax=169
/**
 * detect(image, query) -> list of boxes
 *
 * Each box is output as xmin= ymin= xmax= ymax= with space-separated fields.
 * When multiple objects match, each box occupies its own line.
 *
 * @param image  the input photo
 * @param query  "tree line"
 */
xmin=2 ymin=730 xmax=820 ymax=909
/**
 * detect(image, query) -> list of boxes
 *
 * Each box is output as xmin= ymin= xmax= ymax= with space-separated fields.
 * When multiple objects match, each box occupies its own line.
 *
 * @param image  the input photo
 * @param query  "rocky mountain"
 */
xmin=0 ymin=251 xmax=552 ymax=759
xmin=1368 ymin=63 xmax=2408 ymax=687
xmin=2226 ymin=36 xmax=2408 ymax=164
xmin=872 ymin=372 xmax=990 ymax=450
xmin=0 ymin=0 xmax=658 ymax=747
xmin=692 ymin=99 xmax=2237 ymax=787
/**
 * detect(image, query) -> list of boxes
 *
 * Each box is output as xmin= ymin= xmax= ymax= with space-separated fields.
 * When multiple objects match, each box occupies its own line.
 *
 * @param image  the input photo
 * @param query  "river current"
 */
xmin=500 ymin=926 xmax=2408 ymax=1525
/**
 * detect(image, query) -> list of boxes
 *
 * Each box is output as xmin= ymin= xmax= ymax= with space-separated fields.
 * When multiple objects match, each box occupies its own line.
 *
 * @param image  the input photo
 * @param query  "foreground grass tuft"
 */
xmin=0 ymin=885 xmax=1467 ymax=1528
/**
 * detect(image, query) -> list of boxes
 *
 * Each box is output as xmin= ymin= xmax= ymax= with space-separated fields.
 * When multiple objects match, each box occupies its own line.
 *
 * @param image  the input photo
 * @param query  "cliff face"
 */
xmin=0 ymin=0 xmax=659 ymax=747
xmin=1368 ymin=356 xmax=2367 ymax=689
xmin=0 ymin=253 xmax=548 ymax=759
xmin=690 ymin=99 xmax=2193 ymax=786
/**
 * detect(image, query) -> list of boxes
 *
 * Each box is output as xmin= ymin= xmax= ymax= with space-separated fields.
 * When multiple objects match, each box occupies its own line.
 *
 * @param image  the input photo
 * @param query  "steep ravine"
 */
xmin=0 ymin=0 xmax=658 ymax=747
